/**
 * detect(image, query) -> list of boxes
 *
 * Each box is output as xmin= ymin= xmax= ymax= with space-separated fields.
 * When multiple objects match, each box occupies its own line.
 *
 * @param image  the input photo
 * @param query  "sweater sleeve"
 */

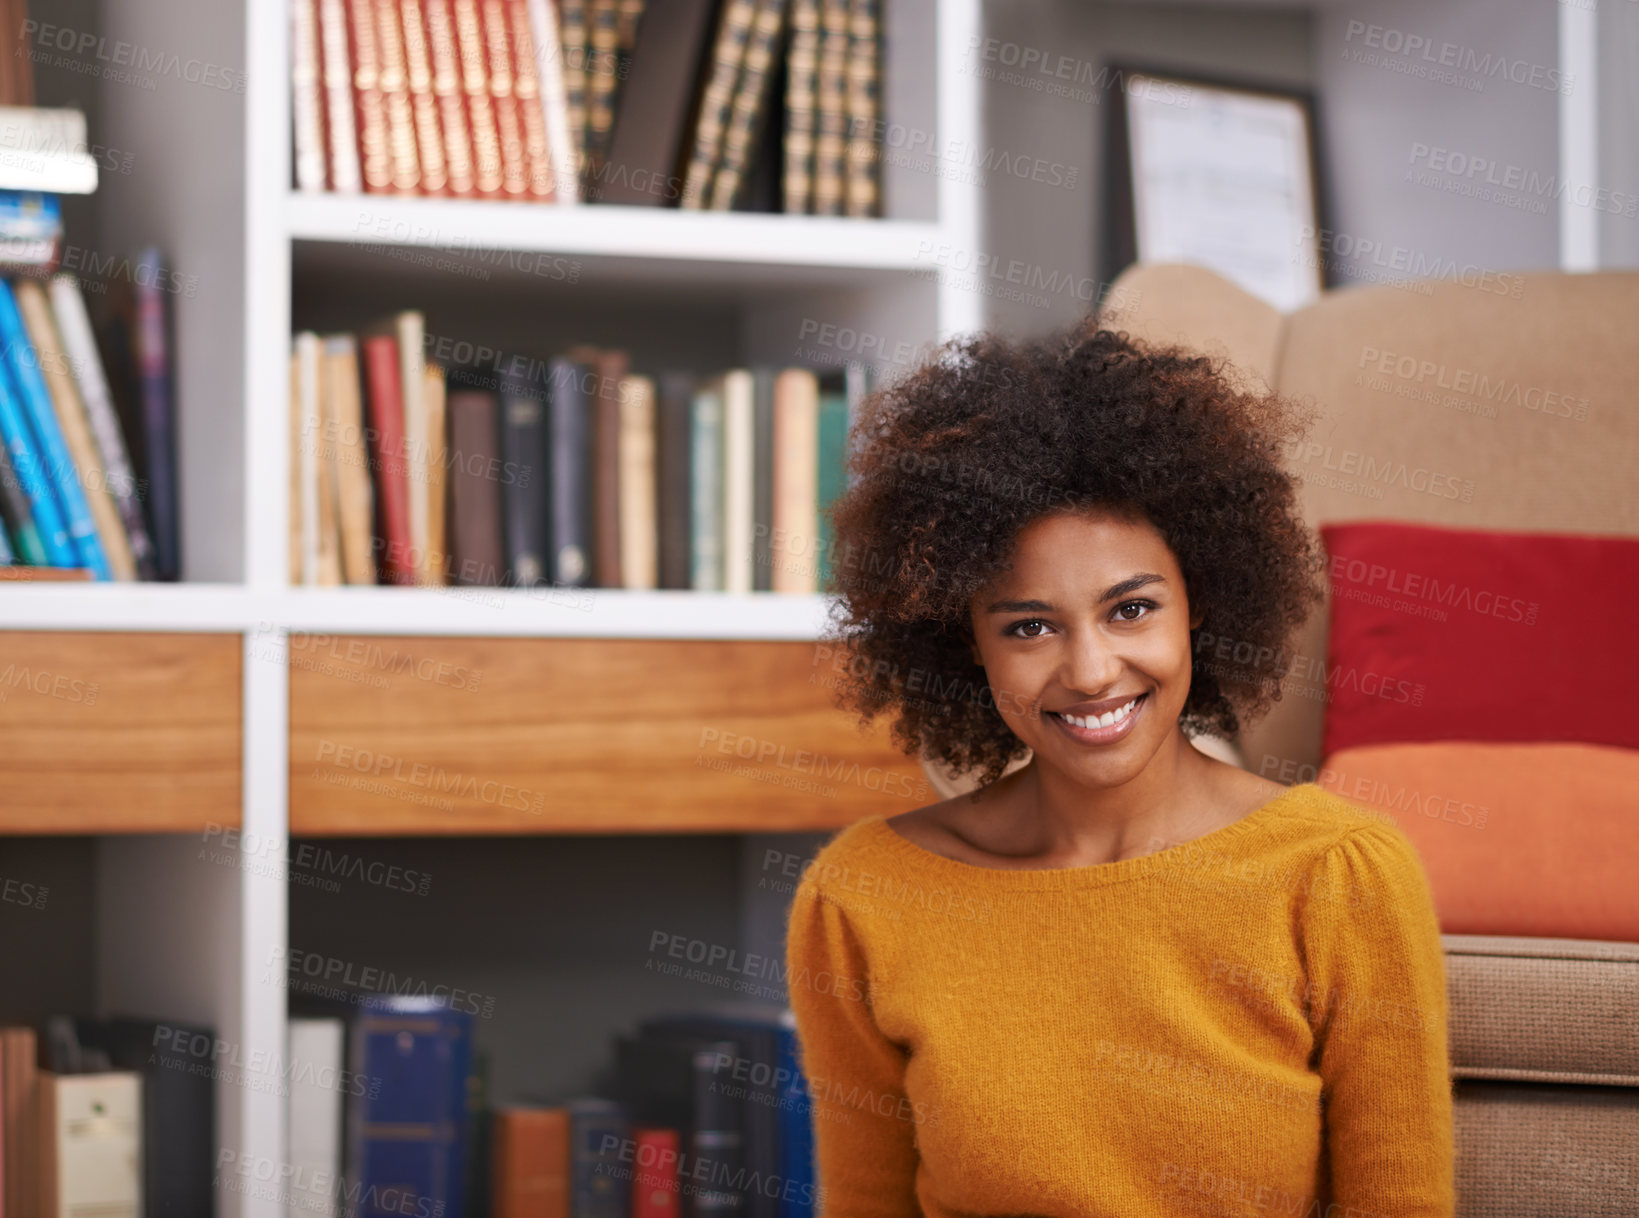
xmin=1300 ymin=823 xmax=1456 ymax=1217
xmin=785 ymin=879 xmax=921 ymax=1218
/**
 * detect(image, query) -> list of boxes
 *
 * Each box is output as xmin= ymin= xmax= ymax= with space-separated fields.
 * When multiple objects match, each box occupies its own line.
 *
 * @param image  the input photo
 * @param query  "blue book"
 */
xmin=0 ymin=279 xmax=108 ymax=576
xmin=0 ymin=344 xmax=72 ymax=565
xmin=568 ymin=1097 xmax=630 ymax=1218
xmin=346 ymin=995 xmax=474 ymax=1218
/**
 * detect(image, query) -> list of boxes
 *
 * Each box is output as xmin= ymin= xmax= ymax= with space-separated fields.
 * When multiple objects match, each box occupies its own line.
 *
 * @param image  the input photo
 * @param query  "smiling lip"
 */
xmin=1047 ymin=692 xmax=1148 ymax=744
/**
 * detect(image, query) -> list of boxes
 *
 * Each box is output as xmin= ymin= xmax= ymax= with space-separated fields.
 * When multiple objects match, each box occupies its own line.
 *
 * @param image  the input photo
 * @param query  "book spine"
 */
xmin=346 ymin=0 xmax=395 ymax=191
xmin=721 ymin=370 xmax=753 ymax=593
xmin=782 ymin=0 xmax=818 ymax=213
xmin=295 ymin=334 xmax=321 ymax=584
xmin=373 ymin=0 xmax=424 ymax=191
xmin=770 ymin=368 xmax=817 ymax=593
xmin=48 ymin=275 xmax=156 ymax=578
xmin=14 ymin=280 xmax=136 ymax=579
xmin=689 ymin=382 xmax=723 ymax=590
xmin=525 ymin=0 xmax=580 ymax=201
xmin=392 ymin=312 xmax=429 ymax=585
xmin=810 ymin=0 xmax=847 ymax=215
xmin=400 ymin=0 xmax=450 ymax=193
xmin=322 ymin=336 xmax=376 ymax=584
xmin=0 ymin=433 xmax=47 ymax=563
xmin=422 ymin=363 xmax=448 ymax=584
xmin=360 ymin=334 xmax=416 ymax=584
xmin=842 ymin=0 xmax=878 ymax=216
xmin=318 ymin=0 xmax=364 ymax=192
xmin=289 ymin=346 xmax=304 ymax=584
xmin=813 ymin=379 xmax=846 ymax=590
xmin=497 ymin=373 xmax=548 ymax=584
xmin=547 ymin=357 xmax=590 ymax=586
xmin=480 ymin=0 xmax=531 ymax=197
xmin=311 ymin=333 xmax=344 ymax=585
xmin=581 ymin=0 xmax=619 ymax=184
xmin=423 ymin=0 xmax=477 ymax=195
xmin=655 ymin=372 xmax=692 ymax=589
xmin=751 ymin=367 xmax=773 ymax=591
xmin=132 ymin=249 xmax=181 ymax=580
xmin=617 ymin=374 xmax=656 ymax=590
xmin=0 ymin=360 xmax=72 ymax=564
xmin=557 ymin=0 xmax=588 ymax=179
xmin=503 ymin=0 xmax=557 ymax=200
xmin=630 ymin=1126 xmax=680 ymax=1218
xmin=292 ymin=0 xmax=330 ymax=192
xmin=707 ymin=0 xmax=789 ymax=211
xmin=452 ymin=0 xmax=506 ymax=193
xmin=0 ymin=280 xmax=109 ymax=576
xmin=679 ymin=0 xmax=758 ymax=209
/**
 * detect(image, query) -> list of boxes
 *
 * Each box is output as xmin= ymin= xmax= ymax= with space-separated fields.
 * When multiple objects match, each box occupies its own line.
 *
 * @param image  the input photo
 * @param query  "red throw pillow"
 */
xmin=1319 ymin=520 xmax=1639 ymax=757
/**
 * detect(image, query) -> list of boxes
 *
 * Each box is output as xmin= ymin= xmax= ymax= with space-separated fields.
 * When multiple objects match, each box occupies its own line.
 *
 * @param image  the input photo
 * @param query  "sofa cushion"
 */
xmin=1319 ymin=741 xmax=1639 ymax=941
xmin=1319 ymin=520 xmax=1639 ymax=757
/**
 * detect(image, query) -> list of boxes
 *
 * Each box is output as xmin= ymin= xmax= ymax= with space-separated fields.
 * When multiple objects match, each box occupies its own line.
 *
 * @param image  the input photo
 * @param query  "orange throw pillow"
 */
xmin=1317 ymin=742 xmax=1639 ymax=941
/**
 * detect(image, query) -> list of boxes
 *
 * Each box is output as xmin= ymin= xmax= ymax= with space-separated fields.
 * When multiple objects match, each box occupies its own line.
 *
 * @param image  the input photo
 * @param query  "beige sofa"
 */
xmin=1103 ymin=262 xmax=1639 ymax=1217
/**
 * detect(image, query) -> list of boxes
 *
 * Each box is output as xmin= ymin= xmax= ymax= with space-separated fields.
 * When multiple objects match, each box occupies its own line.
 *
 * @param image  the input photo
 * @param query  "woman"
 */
xmin=785 ymin=321 xmax=1454 ymax=1217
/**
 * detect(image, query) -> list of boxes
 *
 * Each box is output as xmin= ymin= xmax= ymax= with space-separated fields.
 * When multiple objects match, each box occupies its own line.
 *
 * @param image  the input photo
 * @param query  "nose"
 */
xmin=1060 ymin=623 xmax=1124 ymax=696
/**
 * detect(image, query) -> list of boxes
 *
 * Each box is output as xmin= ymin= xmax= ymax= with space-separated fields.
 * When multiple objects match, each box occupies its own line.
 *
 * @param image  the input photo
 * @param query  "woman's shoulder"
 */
xmin=793 ymin=812 xmax=914 ymax=899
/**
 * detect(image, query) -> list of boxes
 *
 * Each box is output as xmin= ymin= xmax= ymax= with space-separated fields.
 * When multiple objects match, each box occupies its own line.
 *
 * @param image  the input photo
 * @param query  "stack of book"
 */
xmin=283 ymin=996 xmax=816 ymax=1218
xmin=0 ymin=265 xmax=180 ymax=582
xmin=1 ymin=1016 xmax=215 ymax=1218
xmin=290 ymin=0 xmax=883 ymax=215
xmin=290 ymin=315 xmax=870 ymax=592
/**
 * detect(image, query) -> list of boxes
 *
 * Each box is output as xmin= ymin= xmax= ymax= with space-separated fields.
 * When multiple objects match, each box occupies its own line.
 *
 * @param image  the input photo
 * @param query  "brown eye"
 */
xmin=1115 ymin=600 xmax=1156 ymax=622
xmin=1007 ymin=619 xmax=1048 ymax=639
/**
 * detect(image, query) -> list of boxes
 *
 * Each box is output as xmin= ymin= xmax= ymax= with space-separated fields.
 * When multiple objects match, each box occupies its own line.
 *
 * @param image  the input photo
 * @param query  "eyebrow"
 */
xmin=984 ymin=572 xmax=1167 ymax=614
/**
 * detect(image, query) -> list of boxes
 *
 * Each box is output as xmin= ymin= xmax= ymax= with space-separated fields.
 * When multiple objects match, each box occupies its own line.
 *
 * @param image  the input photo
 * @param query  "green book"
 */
xmin=815 ymin=374 xmax=849 ymax=589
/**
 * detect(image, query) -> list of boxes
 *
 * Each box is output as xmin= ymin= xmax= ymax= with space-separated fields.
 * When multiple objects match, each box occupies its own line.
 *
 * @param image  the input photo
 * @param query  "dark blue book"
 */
xmin=547 ymin=357 xmax=593 ymax=586
xmin=491 ymin=360 xmax=549 ymax=586
xmin=0 ymin=283 xmax=79 ymax=567
xmin=569 ymin=1096 xmax=631 ymax=1218
xmin=346 ymin=995 xmax=475 ymax=1218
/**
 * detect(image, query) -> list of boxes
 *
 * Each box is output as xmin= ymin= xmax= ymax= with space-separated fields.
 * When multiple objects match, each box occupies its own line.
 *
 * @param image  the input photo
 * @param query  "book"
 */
xmin=781 ymin=0 xmax=818 ymax=212
xmin=323 ymin=334 xmax=378 ymax=584
xmin=504 ymin=0 xmax=558 ymax=200
xmin=402 ymin=0 xmax=451 ymax=194
xmin=689 ymin=376 xmax=724 ymax=590
xmin=0 ymin=279 xmax=109 ymax=576
xmin=481 ymin=0 xmax=530 ymax=197
xmin=557 ymin=0 xmax=589 ymax=179
xmin=614 ymin=1034 xmax=744 ymax=1217
xmin=129 ymin=247 xmax=182 ymax=579
xmin=346 ymin=996 xmax=475 ymax=1218
xmin=289 ymin=346 xmax=303 ymax=583
xmin=293 ymin=331 xmax=324 ymax=584
xmin=814 ymin=372 xmax=847 ymax=588
xmin=14 ymin=279 xmax=136 ymax=579
xmin=289 ymin=1018 xmax=346 ymax=1218
xmin=2 ymin=1026 xmax=40 ymax=1218
xmin=679 ymin=0 xmax=759 ymax=209
xmin=361 ymin=332 xmax=417 ymax=583
xmin=374 ymin=0 xmax=423 ymax=191
xmin=492 ymin=1105 xmax=569 ymax=1218
xmin=617 ymin=372 xmax=657 ymax=589
xmin=595 ymin=0 xmax=719 ymax=206
xmin=750 ymin=366 xmax=774 ymax=591
xmin=423 ymin=360 xmax=449 ymax=583
xmin=770 ymin=367 xmax=817 ymax=593
xmin=319 ymin=0 xmax=364 ymax=192
xmin=721 ymin=367 xmax=754 ymax=593
xmin=547 ymin=355 xmax=592 ymax=585
xmin=424 ymin=0 xmax=478 ymax=195
xmin=582 ymin=0 xmax=621 ymax=185
xmin=567 ymin=1097 xmax=629 ymax=1218
xmin=49 ymin=274 xmax=157 ymax=578
xmin=293 ymin=0 xmax=329 ymax=191
xmin=0 ymin=327 xmax=71 ymax=565
xmin=446 ymin=371 xmax=506 ymax=585
xmin=38 ymin=1071 xmax=143 ymax=1218
xmin=314 ymin=333 xmax=345 ymax=584
xmin=347 ymin=0 xmax=394 ymax=190
xmin=655 ymin=371 xmax=693 ymax=589
xmin=497 ymin=358 xmax=550 ymax=584
xmin=842 ymin=0 xmax=878 ymax=216
xmin=0 ymin=432 xmax=45 ymax=562
xmin=810 ymin=0 xmax=847 ymax=215
xmin=0 ymin=189 xmax=62 ymax=272
xmin=453 ymin=0 xmax=506 ymax=194
xmin=707 ymin=0 xmax=789 ymax=210
xmin=630 ymin=1126 xmax=681 ymax=1218
xmin=566 ymin=343 xmax=627 ymax=587
xmin=524 ymin=0 xmax=580 ymax=201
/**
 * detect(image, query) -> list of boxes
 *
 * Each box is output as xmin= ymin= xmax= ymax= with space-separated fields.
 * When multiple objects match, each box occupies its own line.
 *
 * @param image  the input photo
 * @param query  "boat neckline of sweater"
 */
xmin=853 ymin=781 xmax=1332 ymax=891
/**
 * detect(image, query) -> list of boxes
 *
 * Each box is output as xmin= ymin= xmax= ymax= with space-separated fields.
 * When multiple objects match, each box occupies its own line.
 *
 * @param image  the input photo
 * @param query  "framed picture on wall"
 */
xmin=1102 ymin=67 xmax=1327 ymax=312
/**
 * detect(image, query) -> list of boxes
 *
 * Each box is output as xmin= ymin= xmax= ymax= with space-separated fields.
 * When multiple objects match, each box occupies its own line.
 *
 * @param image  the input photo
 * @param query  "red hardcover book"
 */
xmin=504 ymin=0 xmax=556 ymax=199
xmin=630 ymin=1127 xmax=680 ymax=1218
xmin=399 ymin=0 xmax=449 ymax=193
xmin=423 ymin=0 xmax=477 ymax=195
xmin=452 ymin=0 xmax=506 ymax=194
xmin=361 ymin=334 xmax=416 ymax=584
xmin=373 ymin=0 xmax=423 ymax=191
xmin=480 ymin=0 xmax=530 ymax=197
xmin=346 ymin=0 xmax=394 ymax=190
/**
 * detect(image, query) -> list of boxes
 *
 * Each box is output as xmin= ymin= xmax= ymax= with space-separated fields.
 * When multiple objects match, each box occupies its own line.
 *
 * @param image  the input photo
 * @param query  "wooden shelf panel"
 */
xmin=0 ymin=632 xmax=242 ymax=833
xmin=289 ymin=636 xmax=934 ymax=834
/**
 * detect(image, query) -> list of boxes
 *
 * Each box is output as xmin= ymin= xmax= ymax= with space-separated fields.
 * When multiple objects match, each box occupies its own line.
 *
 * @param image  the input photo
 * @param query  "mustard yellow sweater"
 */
xmin=784 ymin=782 xmax=1455 ymax=1218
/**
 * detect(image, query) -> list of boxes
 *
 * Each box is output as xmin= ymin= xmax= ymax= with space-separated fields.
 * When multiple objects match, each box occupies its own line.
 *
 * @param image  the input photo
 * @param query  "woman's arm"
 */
xmin=785 ymin=880 xmax=922 ymax=1218
xmin=1300 ymin=822 xmax=1457 ymax=1217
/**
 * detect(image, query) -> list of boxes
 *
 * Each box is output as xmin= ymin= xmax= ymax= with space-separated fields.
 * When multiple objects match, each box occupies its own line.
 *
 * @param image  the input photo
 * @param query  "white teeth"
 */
xmin=1059 ymin=698 xmax=1138 ymax=730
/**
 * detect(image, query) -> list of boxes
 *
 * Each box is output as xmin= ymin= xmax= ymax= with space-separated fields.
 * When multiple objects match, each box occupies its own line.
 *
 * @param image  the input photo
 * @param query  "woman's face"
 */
xmin=967 ymin=508 xmax=1203 ymax=789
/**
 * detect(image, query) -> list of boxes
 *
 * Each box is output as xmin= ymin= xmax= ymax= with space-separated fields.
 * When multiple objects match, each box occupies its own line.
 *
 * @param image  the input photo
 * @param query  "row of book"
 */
xmin=1 ymin=1017 xmax=214 ymax=1218
xmin=290 ymin=313 xmax=870 ymax=592
xmin=0 ymin=262 xmax=180 ymax=581
xmin=290 ymin=0 xmax=883 ymax=215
